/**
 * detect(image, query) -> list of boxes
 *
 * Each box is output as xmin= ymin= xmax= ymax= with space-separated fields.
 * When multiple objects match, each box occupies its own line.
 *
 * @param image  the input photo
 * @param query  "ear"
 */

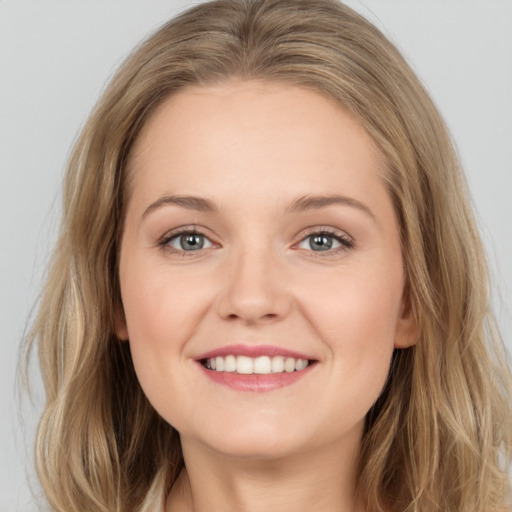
xmin=114 ymin=304 xmax=129 ymax=341
xmin=394 ymin=292 xmax=418 ymax=349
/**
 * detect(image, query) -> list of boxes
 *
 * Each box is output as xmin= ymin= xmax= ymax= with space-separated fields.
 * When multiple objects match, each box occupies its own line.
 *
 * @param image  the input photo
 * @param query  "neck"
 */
xmin=166 ymin=430 xmax=366 ymax=512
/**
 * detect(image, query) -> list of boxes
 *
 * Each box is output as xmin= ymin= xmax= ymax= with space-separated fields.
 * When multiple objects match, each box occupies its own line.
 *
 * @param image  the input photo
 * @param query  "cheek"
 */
xmin=300 ymin=263 xmax=402 ymax=398
xmin=302 ymin=259 xmax=403 ymax=343
xmin=121 ymin=258 xmax=210 ymax=339
xmin=119 ymin=260 xmax=211 ymax=399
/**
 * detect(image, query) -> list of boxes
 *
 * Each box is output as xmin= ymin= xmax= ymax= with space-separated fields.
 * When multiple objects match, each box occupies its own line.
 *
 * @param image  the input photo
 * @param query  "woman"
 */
xmin=27 ymin=0 xmax=512 ymax=511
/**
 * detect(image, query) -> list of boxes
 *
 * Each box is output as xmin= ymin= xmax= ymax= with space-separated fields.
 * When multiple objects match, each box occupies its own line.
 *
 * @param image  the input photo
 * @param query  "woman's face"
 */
xmin=117 ymin=81 xmax=416 ymax=459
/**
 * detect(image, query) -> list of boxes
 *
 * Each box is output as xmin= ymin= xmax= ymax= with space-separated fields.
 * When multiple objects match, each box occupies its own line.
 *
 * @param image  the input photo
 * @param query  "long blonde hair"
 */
xmin=26 ymin=1 xmax=512 ymax=511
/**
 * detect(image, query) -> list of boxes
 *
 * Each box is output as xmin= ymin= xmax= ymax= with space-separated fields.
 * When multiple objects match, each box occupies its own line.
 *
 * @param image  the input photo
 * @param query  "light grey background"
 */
xmin=1 ymin=1 xmax=511 ymax=510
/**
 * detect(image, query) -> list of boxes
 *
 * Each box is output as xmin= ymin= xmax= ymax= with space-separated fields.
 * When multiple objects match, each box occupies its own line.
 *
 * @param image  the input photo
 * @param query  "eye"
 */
xmin=163 ymin=230 xmax=214 ymax=252
xmin=297 ymin=230 xmax=353 ymax=253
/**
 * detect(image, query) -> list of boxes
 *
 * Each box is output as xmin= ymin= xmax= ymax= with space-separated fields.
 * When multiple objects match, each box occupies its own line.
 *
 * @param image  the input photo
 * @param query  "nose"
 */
xmin=215 ymin=244 xmax=292 ymax=325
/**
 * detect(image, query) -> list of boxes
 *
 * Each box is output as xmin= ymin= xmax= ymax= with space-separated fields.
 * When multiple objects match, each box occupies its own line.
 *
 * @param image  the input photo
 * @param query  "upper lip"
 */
xmin=195 ymin=344 xmax=316 ymax=361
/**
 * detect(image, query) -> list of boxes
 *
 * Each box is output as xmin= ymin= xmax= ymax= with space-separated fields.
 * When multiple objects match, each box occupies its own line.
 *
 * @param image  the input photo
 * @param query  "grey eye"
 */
xmin=297 ymin=233 xmax=344 ymax=252
xmin=169 ymin=232 xmax=213 ymax=251
xmin=310 ymin=234 xmax=333 ymax=251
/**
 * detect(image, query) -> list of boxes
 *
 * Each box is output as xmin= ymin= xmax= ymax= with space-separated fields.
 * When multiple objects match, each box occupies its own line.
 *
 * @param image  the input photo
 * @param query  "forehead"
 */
xmin=126 ymin=80 xmax=386 ymax=209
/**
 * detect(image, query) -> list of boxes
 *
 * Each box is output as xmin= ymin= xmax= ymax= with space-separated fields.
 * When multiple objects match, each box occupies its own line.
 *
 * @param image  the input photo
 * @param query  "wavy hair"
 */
xmin=25 ymin=1 xmax=512 ymax=510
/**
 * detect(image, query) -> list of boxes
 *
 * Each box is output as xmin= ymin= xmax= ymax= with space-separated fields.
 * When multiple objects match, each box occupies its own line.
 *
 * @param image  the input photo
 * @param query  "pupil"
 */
xmin=181 ymin=233 xmax=204 ymax=250
xmin=311 ymin=234 xmax=332 ymax=251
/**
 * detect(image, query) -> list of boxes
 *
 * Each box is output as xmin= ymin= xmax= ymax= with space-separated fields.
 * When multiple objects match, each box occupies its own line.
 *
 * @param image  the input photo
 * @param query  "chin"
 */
xmin=180 ymin=415 xmax=337 ymax=462
xmin=208 ymin=435 xmax=305 ymax=461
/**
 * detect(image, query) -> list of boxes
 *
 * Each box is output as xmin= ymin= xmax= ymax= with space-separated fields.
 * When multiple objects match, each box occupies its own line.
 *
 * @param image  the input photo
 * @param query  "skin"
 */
xmin=116 ymin=80 xmax=417 ymax=512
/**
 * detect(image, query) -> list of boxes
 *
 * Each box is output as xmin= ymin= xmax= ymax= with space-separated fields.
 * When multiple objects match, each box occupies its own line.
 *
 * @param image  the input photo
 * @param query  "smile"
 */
xmin=196 ymin=345 xmax=317 ymax=392
xmin=203 ymin=355 xmax=310 ymax=374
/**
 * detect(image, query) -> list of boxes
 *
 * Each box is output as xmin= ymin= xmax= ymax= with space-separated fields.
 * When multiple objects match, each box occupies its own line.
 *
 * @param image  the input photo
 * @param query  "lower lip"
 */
xmin=197 ymin=362 xmax=316 ymax=392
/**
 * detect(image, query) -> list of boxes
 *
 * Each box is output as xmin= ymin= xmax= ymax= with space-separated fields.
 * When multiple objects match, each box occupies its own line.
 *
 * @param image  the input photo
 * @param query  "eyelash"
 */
xmin=157 ymin=227 xmax=210 ymax=258
xmin=299 ymin=227 xmax=354 ymax=255
xmin=157 ymin=225 xmax=354 ymax=258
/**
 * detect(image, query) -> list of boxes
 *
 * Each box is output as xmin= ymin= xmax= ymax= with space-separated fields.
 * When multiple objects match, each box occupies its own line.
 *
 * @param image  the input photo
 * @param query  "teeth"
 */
xmin=253 ymin=356 xmax=271 ymax=374
xmin=271 ymin=356 xmax=284 ymax=373
xmin=224 ymin=355 xmax=237 ymax=372
xmin=295 ymin=358 xmax=308 ymax=370
xmin=205 ymin=355 xmax=310 ymax=374
xmin=284 ymin=357 xmax=295 ymax=372
xmin=237 ymin=355 xmax=253 ymax=374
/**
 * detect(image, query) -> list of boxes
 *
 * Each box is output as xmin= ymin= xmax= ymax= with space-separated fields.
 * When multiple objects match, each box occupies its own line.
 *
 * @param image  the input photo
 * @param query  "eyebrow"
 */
xmin=143 ymin=195 xmax=216 ymax=217
xmin=142 ymin=193 xmax=376 ymax=221
xmin=284 ymin=194 xmax=376 ymax=220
